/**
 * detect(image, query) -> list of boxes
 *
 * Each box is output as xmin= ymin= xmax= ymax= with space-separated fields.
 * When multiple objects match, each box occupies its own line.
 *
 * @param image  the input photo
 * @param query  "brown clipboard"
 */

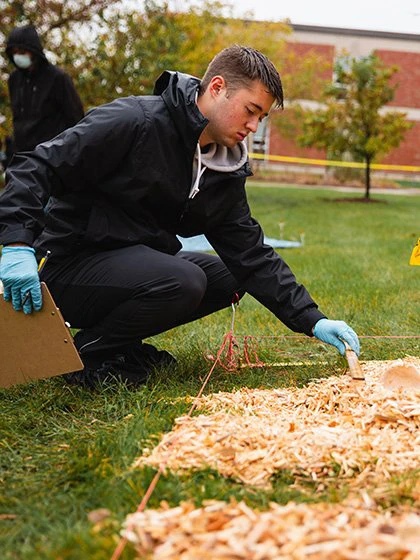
xmin=0 ymin=282 xmax=83 ymax=388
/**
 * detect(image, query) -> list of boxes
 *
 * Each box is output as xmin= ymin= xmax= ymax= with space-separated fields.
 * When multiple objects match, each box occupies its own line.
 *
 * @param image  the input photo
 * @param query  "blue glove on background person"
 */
xmin=313 ymin=318 xmax=360 ymax=356
xmin=0 ymin=246 xmax=42 ymax=314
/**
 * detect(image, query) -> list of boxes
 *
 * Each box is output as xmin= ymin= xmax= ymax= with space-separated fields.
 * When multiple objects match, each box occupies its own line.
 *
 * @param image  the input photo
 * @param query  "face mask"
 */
xmin=13 ymin=53 xmax=32 ymax=69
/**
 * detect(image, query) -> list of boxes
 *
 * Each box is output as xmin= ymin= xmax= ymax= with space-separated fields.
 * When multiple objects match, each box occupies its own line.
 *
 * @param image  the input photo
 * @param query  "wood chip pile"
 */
xmin=135 ymin=358 xmax=420 ymax=488
xmin=122 ymin=499 xmax=420 ymax=559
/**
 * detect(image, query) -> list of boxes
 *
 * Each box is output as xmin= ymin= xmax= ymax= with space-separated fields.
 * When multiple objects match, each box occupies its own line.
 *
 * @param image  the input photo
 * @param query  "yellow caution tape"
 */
xmin=409 ymin=238 xmax=420 ymax=266
xmin=249 ymin=152 xmax=420 ymax=173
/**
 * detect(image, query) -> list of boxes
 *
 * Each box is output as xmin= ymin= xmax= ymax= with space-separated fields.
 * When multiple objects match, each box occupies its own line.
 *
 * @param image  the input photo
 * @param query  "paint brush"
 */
xmin=343 ymin=341 xmax=365 ymax=380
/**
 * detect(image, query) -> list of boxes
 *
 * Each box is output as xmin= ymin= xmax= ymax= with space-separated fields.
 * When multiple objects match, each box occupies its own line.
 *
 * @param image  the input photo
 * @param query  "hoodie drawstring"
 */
xmin=189 ymin=143 xmax=206 ymax=199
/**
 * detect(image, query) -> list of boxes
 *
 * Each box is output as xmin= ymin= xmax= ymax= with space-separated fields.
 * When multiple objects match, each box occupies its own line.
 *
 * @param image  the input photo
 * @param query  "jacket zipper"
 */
xmin=179 ymin=199 xmax=190 ymax=222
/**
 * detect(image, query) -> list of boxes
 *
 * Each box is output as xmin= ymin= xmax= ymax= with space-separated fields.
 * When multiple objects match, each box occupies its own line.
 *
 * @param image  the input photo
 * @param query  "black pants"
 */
xmin=44 ymin=245 xmax=242 ymax=357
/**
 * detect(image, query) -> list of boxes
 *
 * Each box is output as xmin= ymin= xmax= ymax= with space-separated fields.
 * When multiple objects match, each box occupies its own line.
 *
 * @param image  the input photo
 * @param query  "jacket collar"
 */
xmin=154 ymin=71 xmax=209 ymax=153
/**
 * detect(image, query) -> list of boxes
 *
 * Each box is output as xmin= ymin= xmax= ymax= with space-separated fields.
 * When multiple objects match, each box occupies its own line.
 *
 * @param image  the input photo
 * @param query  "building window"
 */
xmin=250 ymin=119 xmax=270 ymax=155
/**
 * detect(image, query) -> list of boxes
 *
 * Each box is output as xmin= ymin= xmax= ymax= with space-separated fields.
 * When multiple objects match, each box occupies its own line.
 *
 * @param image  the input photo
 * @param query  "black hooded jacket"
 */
xmin=5 ymin=25 xmax=84 ymax=152
xmin=0 ymin=71 xmax=325 ymax=335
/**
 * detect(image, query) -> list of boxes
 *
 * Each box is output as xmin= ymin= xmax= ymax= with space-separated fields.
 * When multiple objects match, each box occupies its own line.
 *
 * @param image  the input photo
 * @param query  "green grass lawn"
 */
xmin=1 ymin=186 xmax=419 ymax=559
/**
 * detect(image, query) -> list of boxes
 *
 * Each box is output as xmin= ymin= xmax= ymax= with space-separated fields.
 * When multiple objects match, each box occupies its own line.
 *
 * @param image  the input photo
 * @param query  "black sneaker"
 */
xmin=63 ymin=355 xmax=149 ymax=389
xmin=73 ymin=331 xmax=176 ymax=369
xmin=124 ymin=342 xmax=176 ymax=369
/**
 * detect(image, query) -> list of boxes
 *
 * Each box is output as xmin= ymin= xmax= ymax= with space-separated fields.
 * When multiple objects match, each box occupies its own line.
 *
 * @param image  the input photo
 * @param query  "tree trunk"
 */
xmin=364 ymin=157 xmax=371 ymax=199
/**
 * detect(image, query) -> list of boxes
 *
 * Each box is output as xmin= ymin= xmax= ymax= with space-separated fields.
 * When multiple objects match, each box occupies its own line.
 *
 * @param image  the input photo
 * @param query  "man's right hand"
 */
xmin=0 ymin=246 xmax=42 ymax=314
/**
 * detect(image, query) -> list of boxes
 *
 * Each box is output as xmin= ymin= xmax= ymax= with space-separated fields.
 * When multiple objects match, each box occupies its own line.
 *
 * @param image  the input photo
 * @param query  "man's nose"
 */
xmin=246 ymin=116 xmax=259 ymax=133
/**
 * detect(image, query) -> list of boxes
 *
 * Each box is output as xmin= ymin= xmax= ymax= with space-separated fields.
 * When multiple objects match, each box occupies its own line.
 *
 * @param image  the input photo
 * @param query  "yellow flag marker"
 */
xmin=409 ymin=238 xmax=420 ymax=266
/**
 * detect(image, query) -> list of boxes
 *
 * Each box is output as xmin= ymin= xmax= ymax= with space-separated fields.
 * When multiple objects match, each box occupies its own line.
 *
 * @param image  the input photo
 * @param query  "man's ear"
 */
xmin=208 ymin=75 xmax=226 ymax=98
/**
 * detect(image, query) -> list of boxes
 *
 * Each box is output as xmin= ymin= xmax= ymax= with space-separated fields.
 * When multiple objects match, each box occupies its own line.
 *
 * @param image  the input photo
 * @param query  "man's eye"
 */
xmin=246 ymin=107 xmax=255 ymax=115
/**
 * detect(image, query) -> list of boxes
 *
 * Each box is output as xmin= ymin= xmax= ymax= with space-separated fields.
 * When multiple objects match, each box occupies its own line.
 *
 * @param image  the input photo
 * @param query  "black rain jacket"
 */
xmin=5 ymin=25 xmax=84 ymax=152
xmin=0 ymin=71 xmax=325 ymax=335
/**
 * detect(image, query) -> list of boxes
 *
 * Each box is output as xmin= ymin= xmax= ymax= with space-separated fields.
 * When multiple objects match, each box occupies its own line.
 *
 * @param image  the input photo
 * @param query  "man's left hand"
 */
xmin=313 ymin=318 xmax=360 ymax=356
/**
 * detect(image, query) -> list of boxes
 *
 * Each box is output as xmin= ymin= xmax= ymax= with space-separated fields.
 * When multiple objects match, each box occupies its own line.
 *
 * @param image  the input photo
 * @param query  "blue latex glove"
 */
xmin=313 ymin=318 xmax=360 ymax=356
xmin=0 ymin=246 xmax=42 ymax=314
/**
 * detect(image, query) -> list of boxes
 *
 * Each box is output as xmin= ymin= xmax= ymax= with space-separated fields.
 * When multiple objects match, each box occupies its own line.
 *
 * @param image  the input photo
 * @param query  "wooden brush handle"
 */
xmin=343 ymin=341 xmax=365 ymax=380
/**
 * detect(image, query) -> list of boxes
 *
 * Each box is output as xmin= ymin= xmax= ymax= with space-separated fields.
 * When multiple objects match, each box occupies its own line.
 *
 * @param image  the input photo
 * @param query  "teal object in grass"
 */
xmin=178 ymin=234 xmax=303 ymax=252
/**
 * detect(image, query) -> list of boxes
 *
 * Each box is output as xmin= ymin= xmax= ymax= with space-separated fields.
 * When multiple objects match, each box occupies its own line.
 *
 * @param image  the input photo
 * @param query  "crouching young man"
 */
xmin=0 ymin=45 xmax=359 ymax=387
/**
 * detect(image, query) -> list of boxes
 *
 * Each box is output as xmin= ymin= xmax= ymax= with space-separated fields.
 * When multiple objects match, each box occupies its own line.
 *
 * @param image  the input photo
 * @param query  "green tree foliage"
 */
xmin=298 ymin=55 xmax=413 ymax=198
xmin=63 ymin=0 xmax=296 ymax=108
xmin=0 ymin=0 xmax=324 ymax=156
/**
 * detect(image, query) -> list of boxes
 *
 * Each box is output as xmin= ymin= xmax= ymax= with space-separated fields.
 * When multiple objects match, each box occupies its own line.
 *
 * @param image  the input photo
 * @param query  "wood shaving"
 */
xmin=135 ymin=358 xmax=420 ymax=489
xmin=122 ymin=499 xmax=420 ymax=559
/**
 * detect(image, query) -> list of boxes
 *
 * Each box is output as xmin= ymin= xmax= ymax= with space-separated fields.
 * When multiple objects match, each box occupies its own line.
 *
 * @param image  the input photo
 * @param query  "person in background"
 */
xmin=0 ymin=45 xmax=359 ymax=388
xmin=5 ymin=24 xmax=84 ymax=160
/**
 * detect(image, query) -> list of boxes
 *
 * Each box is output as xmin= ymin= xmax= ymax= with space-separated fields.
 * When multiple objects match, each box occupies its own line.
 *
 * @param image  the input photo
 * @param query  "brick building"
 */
xmin=256 ymin=24 xmax=420 ymax=174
